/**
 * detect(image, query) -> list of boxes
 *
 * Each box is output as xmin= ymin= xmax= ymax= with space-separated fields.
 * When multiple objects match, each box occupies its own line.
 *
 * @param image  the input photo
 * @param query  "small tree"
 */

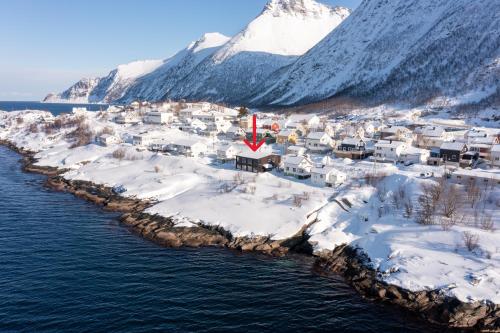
xmin=238 ymin=106 xmax=249 ymax=118
xmin=463 ymin=231 xmax=479 ymax=252
xmin=154 ymin=165 xmax=162 ymax=173
xmin=441 ymin=183 xmax=460 ymax=218
xmin=112 ymin=148 xmax=126 ymax=161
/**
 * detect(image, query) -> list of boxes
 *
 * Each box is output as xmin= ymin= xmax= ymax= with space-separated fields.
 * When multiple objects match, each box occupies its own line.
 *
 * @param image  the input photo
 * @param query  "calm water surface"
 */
xmin=0 ymin=146 xmax=446 ymax=332
xmin=0 ymin=101 xmax=107 ymax=115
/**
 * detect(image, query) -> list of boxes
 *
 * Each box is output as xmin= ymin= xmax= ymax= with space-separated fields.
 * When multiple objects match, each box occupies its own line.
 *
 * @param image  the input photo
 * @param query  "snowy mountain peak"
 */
xmin=213 ymin=0 xmax=350 ymax=61
xmin=187 ymin=32 xmax=230 ymax=53
xmin=263 ymin=0 xmax=349 ymax=17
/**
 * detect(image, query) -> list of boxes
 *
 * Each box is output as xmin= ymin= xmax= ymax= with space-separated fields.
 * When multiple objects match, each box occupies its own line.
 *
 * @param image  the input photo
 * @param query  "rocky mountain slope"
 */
xmin=117 ymin=32 xmax=230 ymax=104
xmin=44 ymin=78 xmax=100 ymax=103
xmin=252 ymin=0 xmax=500 ymax=106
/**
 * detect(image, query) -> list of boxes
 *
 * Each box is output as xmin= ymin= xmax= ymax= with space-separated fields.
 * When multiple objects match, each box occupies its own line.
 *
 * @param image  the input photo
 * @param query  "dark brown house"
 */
xmin=440 ymin=141 xmax=467 ymax=164
xmin=235 ymin=150 xmax=281 ymax=173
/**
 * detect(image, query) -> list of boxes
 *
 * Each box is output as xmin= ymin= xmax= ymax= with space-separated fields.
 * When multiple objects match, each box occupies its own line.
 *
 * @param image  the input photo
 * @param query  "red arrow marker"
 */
xmin=244 ymin=114 xmax=266 ymax=152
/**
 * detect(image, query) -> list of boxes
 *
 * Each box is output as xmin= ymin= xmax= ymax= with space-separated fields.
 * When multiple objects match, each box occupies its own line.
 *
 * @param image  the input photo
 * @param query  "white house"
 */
xmin=311 ymin=166 xmax=347 ymax=187
xmin=379 ymin=125 xmax=413 ymax=143
xmin=305 ymin=132 xmax=334 ymax=153
xmin=374 ymin=140 xmax=407 ymax=162
xmin=132 ymin=133 xmax=158 ymax=146
xmin=192 ymin=111 xmax=225 ymax=124
xmin=451 ymin=169 xmax=500 ymax=186
xmin=286 ymin=114 xmax=320 ymax=130
xmin=144 ymin=110 xmax=173 ymax=125
xmin=168 ymin=139 xmax=207 ymax=157
xmin=491 ymin=145 xmax=500 ymax=167
xmin=96 ymin=134 xmax=121 ymax=147
xmin=225 ymin=126 xmax=246 ymax=140
xmin=216 ymin=144 xmax=241 ymax=162
xmin=286 ymin=145 xmax=307 ymax=156
xmin=399 ymin=146 xmax=430 ymax=164
xmin=415 ymin=126 xmax=449 ymax=148
xmin=115 ymin=113 xmax=139 ymax=125
xmin=283 ymin=155 xmax=313 ymax=179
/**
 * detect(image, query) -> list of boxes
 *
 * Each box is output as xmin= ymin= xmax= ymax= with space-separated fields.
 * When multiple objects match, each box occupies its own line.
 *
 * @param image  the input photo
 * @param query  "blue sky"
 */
xmin=0 ymin=0 xmax=361 ymax=101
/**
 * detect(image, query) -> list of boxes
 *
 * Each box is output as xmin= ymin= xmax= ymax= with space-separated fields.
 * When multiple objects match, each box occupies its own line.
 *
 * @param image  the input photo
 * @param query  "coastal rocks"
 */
xmin=120 ymin=212 xmax=228 ymax=248
xmin=315 ymin=244 xmax=500 ymax=331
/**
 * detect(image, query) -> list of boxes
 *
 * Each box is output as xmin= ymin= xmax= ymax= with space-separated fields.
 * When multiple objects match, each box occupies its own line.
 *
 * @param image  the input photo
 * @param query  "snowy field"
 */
xmin=0 ymin=108 xmax=499 ymax=305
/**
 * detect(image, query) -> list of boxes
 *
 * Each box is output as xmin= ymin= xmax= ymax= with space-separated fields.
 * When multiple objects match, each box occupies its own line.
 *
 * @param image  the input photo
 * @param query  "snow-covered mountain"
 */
xmin=44 ymin=78 xmax=100 ymax=103
xmin=117 ymin=32 xmax=230 ymax=104
xmin=87 ymin=59 xmax=163 ymax=103
xmin=45 ymin=0 xmax=349 ymax=105
xmin=252 ymin=0 xmax=500 ymax=106
xmin=165 ymin=0 xmax=350 ymax=104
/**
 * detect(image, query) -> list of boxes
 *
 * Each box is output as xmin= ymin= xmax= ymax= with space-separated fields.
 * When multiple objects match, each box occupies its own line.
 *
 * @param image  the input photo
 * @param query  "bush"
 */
xmin=463 ymin=231 xmax=479 ymax=252
xmin=67 ymin=122 xmax=93 ymax=148
xmin=112 ymin=148 xmax=126 ymax=161
xmin=28 ymin=123 xmax=39 ymax=133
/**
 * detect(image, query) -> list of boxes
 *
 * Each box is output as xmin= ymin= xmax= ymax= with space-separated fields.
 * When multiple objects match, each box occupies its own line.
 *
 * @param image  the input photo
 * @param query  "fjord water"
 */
xmin=0 ymin=101 xmax=107 ymax=115
xmin=0 ymin=146 xmax=441 ymax=332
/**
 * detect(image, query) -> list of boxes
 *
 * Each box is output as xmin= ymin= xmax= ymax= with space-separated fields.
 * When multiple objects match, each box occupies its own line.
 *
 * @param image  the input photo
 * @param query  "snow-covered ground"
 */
xmin=0 ymin=108 xmax=499 ymax=305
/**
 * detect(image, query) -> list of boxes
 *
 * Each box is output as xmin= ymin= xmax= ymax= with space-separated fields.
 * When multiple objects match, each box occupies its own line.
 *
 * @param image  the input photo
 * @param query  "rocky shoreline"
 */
xmin=2 ymin=140 xmax=498 ymax=331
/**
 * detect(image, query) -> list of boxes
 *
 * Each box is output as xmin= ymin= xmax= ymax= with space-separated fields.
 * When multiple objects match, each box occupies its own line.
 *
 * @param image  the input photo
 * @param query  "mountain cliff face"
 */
xmin=44 ymin=78 xmax=100 ymax=103
xmin=252 ymin=0 xmax=500 ymax=106
xmin=165 ymin=0 xmax=350 ymax=104
xmin=117 ymin=32 xmax=230 ymax=104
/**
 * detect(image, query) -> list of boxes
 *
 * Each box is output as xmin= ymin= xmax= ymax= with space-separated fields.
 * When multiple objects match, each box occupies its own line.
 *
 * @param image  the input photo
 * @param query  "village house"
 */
xmin=114 ymin=113 xmax=140 ymax=125
xmin=305 ymin=132 xmax=334 ymax=153
xmin=285 ymin=114 xmax=320 ymax=131
xmin=414 ymin=125 xmax=449 ymax=149
xmin=225 ymin=126 xmax=246 ymax=140
xmin=167 ymin=139 xmax=207 ymax=157
xmin=235 ymin=149 xmax=281 ymax=173
xmin=144 ymin=110 xmax=173 ymax=125
xmin=283 ymin=155 xmax=313 ymax=179
xmin=96 ymin=134 xmax=121 ymax=147
xmin=399 ymin=146 xmax=430 ymax=165
xmin=491 ymin=145 xmax=500 ymax=167
xmin=439 ymin=141 xmax=468 ymax=166
xmin=374 ymin=140 xmax=407 ymax=162
xmin=245 ymin=128 xmax=276 ymax=144
xmin=216 ymin=143 xmax=241 ymax=162
xmin=276 ymin=129 xmax=298 ymax=145
xmin=311 ymin=166 xmax=346 ymax=187
xmin=451 ymin=169 xmax=500 ymax=186
xmin=379 ymin=125 xmax=413 ymax=143
xmin=132 ymin=133 xmax=162 ymax=146
xmin=335 ymin=136 xmax=373 ymax=159
xmin=192 ymin=111 xmax=225 ymax=124
xmin=286 ymin=145 xmax=307 ymax=156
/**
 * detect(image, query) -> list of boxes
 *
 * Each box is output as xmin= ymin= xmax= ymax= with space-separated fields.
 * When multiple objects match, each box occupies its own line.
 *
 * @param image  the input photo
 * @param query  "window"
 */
xmin=293 ymin=168 xmax=296 ymax=172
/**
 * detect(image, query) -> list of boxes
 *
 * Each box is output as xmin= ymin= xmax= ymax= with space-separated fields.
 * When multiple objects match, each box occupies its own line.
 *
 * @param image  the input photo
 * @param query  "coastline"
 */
xmin=1 ymin=140 xmax=499 ymax=331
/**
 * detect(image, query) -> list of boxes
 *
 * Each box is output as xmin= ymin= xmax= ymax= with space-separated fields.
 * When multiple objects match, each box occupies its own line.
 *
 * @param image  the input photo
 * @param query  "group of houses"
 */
xmin=93 ymin=103 xmax=500 ymax=187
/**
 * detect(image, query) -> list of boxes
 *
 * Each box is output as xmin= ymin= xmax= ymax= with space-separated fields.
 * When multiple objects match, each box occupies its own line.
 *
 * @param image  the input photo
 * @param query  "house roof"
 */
xmin=237 ymin=145 xmax=274 ymax=159
xmin=307 ymin=132 xmax=329 ymax=140
xmin=342 ymin=137 xmax=365 ymax=146
xmin=418 ymin=126 xmax=445 ymax=137
xmin=440 ymin=141 xmax=466 ymax=151
xmin=283 ymin=155 xmax=312 ymax=166
xmin=453 ymin=169 xmax=500 ymax=181
xmin=375 ymin=140 xmax=405 ymax=148
xmin=380 ymin=125 xmax=409 ymax=133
